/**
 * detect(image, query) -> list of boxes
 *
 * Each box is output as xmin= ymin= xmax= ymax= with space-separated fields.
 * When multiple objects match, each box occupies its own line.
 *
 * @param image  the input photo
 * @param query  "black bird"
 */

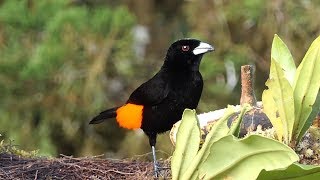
xmin=90 ymin=38 xmax=214 ymax=176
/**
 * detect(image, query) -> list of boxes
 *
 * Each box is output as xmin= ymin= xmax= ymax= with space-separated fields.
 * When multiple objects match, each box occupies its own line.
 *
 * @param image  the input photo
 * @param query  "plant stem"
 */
xmin=240 ymin=65 xmax=257 ymax=106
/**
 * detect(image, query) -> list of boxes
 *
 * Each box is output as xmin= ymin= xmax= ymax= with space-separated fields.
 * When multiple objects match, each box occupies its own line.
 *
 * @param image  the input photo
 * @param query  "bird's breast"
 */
xmin=167 ymin=72 xmax=203 ymax=109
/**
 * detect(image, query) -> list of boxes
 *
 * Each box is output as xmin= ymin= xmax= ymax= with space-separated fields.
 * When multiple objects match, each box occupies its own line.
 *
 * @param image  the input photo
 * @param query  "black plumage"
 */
xmin=90 ymin=38 xmax=214 ymax=176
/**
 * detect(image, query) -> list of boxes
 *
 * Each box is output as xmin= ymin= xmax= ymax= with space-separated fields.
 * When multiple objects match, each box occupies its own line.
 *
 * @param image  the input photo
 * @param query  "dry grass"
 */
xmin=0 ymin=153 xmax=171 ymax=180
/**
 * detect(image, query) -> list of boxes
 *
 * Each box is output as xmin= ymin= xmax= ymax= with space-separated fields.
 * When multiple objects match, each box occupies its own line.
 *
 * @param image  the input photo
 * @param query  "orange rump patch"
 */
xmin=116 ymin=103 xmax=143 ymax=129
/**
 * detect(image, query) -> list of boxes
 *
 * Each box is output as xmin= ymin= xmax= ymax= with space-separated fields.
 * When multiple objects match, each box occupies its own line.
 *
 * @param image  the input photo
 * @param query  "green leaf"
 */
xmin=298 ymin=93 xmax=320 ymax=142
xmin=293 ymin=35 xmax=320 ymax=142
xmin=198 ymin=135 xmax=299 ymax=180
xmin=266 ymin=58 xmax=295 ymax=143
xmin=228 ymin=104 xmax=251 ymax=137
xmin=271 ymin=34 xmax=296 ymax=85
xmin=171 ymin=109 xmax=201 ymax=180
xmin=181 ymin=106 xmax=237 ymax=180
xmin=262 ymin=89 xmax=283 ymax=141
xmin=257 ymin=163 xmax=320 ymax=180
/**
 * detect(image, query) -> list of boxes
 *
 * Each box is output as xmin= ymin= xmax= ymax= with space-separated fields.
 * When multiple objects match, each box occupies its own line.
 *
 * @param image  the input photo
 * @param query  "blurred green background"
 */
xmin=0 ymin=0 xmax=319 ymax=159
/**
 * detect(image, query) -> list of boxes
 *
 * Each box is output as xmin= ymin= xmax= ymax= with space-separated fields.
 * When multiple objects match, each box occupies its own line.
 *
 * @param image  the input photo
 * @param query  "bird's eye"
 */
xmin=181 ymin=45 xmax=190 ymax=52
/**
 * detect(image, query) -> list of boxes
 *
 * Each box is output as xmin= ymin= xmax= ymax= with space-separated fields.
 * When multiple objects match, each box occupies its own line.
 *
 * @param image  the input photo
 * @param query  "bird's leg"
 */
xmin=151 ymin=145 xmax=159 ymax=177
xmin=148 ymin=132 xmax=159 ymax=177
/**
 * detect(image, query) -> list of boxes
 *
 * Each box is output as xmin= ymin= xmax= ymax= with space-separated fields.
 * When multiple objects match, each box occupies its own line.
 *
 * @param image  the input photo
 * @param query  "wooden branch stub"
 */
xmin=240 ymin=65 xmax=257 ymax=106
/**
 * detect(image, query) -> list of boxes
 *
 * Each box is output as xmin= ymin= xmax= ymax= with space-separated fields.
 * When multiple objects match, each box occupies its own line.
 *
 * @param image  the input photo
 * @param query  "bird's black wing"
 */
xmin=127 ymin=70 xmax=169 ymax=106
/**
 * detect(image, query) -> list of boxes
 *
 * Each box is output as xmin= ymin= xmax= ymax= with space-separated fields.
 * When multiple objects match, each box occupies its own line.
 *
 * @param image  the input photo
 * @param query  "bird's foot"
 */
xmin=151 ymin=145 xmax=169 ymax=178
xmin=153 ymin=162 xmax=171 ymax=178
xmin=153 ymin=162 xmax=160 ymax=178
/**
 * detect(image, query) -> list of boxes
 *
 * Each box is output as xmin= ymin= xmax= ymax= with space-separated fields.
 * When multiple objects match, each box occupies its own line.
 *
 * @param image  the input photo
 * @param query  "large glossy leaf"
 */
xmin=293 ymin=36 xmax=320 ymax=141
xmin=198 ymin=135 xmax=299 ymax=180
xmin=257 ymin=163 xmax=320 ymax=180
xmin=171 ymin=109 xmax=200 ymax=180
xmin=271 ymin=34 xmax=296 ymax=85
xmin=266 ymin=58 xmax=295 ymax=143
xmin=262 ymin=89 xmax=283 ymax=141
xmin=182 ymin=106 xmax=237 ymax=180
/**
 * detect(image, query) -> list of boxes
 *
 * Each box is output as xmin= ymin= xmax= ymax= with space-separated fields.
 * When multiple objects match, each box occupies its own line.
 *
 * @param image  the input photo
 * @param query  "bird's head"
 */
xmin=163 ymin=38 xmax=214 ymax=71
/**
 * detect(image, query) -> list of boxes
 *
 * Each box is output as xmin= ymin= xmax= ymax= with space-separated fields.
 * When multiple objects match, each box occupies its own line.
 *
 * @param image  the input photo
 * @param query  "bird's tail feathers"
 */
xmin=89 ymin=107 xmax=118 ymax=124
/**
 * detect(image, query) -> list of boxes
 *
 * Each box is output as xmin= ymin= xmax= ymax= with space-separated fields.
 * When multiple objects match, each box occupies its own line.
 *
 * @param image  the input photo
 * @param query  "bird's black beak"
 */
xmin=192 ymin=42 xmax=214 ymax=55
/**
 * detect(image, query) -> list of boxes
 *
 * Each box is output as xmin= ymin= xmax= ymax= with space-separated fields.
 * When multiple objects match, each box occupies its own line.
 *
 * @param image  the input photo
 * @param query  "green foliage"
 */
xmin=171 ymin=108 xmax=298 ymax=180
xmin=172 ymin=107 xmax=238 ymax=180
xmin=198 ymin=135 xmax=297 ymax=180
xmin=228 ymin=104 xmax=251 ymax=137
xmin=171 ymin=109 xmax=200 ymax=180
xmin=225 ymin=0 xmax=266 ymax=21
xmin=262 ymin=90 xmax=284 ymax=141
xmin=0 ymin=0 xmax=136 ymax=156
xmin=262 ymin=35 xmax=296 ymax=143
xmin=271 ymin=35 xmax=296 ymax=85
xmin=293 ymin=36 xmax=320 ymax=142
xmin=0 ymin=138 xmax=38 ymax=158
xmin=259 ymin=34 xmax=320 ymax=180
xmin=262 ymin=35 xmax=320 ymax=146
xmin=1 ymin=0 xmax=320 ymax=159
xmin=184 ymin=0 xmax=320 ymax=110
xmin=258 ymin=163 xmax=320 ymax=180
xmin=264 ymin=59 xmax=295 ymax=144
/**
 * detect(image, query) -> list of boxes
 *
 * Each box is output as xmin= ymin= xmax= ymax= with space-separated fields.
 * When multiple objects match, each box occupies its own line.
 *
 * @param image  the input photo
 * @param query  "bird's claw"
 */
xmin=154 ymin=165 xmax=159 ymax=178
